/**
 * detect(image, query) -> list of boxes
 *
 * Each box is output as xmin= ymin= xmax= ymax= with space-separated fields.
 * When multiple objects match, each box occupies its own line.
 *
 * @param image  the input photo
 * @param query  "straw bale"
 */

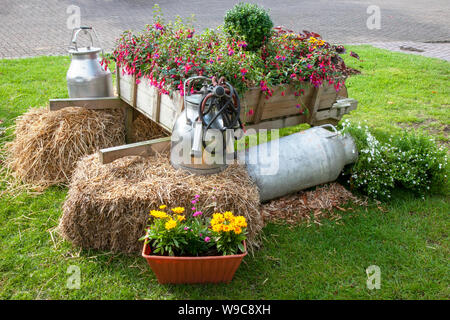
xmin=4 ymin=107 xmax=125 ymax=188
xmin=59 ymin=154 xmax=262 ymax=253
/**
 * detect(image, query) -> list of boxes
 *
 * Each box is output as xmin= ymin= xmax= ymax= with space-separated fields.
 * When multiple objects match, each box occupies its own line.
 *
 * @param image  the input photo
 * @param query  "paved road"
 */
xmin=0 ymin=0 xmax=449 ymax=59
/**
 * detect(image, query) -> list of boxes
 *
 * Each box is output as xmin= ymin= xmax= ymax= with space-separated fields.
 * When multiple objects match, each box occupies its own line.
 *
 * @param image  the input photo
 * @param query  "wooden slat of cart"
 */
xmin=98 ymin=136 xmax=171 ymax=164
xmin=49 ymin=97 xmax=127 ymax=111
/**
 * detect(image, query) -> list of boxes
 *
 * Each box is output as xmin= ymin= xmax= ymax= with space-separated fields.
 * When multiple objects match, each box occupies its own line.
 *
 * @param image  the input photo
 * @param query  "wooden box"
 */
xmin=117 ymin=69 xmax=354 ymax=131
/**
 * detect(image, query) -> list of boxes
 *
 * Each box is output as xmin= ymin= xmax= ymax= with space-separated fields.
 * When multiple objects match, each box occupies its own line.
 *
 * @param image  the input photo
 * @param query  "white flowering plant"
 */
xmin=340 ymin=120 xmax=448 ymax=200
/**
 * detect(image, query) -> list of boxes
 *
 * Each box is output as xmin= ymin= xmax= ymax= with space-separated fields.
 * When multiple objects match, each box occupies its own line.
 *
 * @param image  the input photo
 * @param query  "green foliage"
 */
xmin=142 ymin=214 xmax=190 ymax=256
xmin=224 ymin=3 xmax=273 ymax=51
xmin=340 ymin=120 xmax=448 ymax=200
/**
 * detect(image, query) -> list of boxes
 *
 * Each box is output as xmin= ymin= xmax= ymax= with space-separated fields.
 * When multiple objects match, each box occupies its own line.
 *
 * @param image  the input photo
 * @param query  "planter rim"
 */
xmin=141 ymin=239 xmax=247 ymax=261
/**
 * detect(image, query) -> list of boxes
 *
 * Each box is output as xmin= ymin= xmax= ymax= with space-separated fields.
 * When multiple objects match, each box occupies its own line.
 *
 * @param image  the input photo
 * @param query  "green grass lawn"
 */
xmin=0 ymin=46 xmax=449 ymax=299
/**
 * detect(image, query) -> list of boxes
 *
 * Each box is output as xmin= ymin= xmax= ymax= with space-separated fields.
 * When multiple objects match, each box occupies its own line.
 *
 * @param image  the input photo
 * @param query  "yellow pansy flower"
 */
xmin=212 ymin=213 xmax=225 ymax=223
xmin=234 ymin=216 xmax=247 ymax=228
xmin=150 ymin=210 xmax=168 ymax=219
xmin=212 ymin=224 xmax=222 ymax=233
xmin=171 ymin=207 xmax=185 ymax=214
xmin=224 ymin=211 xmax=234 ymax=220
xmin=165 ymin=219 xmax=177 ymax=230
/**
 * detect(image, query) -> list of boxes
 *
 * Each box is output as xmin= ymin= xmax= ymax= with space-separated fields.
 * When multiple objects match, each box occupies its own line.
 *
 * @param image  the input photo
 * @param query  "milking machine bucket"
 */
xmin=170 ymin=76 xmax=243 ymax=174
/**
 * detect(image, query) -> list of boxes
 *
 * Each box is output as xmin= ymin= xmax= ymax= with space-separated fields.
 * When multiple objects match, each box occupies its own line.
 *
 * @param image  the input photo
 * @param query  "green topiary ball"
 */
xmin=224 ymin=2 xmax=274 ymax=51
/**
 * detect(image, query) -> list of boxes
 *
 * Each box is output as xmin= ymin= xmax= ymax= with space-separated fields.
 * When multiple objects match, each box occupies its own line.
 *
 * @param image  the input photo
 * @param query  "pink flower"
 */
xmin=191 ymin=207 xmax=196 ymax=211
xmin=247 ymin=109 xmax=254 ymax=116
xmin=184 ymin=227 xmax=189 ymax=231
xmin=204 ymin=237 xmax=211 ymax=242
xmin=193 ymin=211 xmax=202 ymax=217
xmin=154 ymin=23 xmax=164 ymax=31
xmin=184 ymin=63 xmax=192 ymax=74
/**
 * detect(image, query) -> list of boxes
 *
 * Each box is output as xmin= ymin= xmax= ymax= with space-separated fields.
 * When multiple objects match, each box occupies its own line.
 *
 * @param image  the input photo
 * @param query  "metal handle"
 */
xmin=183 ymin=76 xmax=210 ymax=124
xmin=69 ymin=26 xmax=103 ymax=54
xmin=318 ymin=124 xmax=340 ymax=138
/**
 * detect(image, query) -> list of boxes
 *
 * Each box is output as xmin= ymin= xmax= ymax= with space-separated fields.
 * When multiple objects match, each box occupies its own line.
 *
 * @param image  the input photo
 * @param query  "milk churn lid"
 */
xmin=185 ymin=94 xmax=203 ymax=105
xmin=68 ymin=46 xmax=102 ymax=55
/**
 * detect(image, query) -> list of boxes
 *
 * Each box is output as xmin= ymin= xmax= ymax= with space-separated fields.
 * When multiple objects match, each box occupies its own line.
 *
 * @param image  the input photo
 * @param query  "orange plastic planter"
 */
xmin=142 ymin=240 xmax=247 ymax=284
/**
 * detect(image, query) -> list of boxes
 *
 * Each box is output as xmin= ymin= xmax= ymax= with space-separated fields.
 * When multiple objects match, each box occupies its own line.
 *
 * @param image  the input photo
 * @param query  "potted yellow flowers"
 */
xmin=140 ymin=195 xmax=248 ymax=284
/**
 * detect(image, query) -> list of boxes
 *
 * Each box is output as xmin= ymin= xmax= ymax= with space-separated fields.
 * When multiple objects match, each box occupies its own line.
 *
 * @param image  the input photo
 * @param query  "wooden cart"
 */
xmin=49 ymin=69 xmax=357 ymax=165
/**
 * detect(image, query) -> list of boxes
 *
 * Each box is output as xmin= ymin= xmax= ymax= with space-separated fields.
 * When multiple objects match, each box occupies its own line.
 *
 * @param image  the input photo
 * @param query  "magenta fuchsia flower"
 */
xmin=111 ymin=22 xmax=352 ymax=104
xmin=154 ymin=23 xmax=164 ymax=30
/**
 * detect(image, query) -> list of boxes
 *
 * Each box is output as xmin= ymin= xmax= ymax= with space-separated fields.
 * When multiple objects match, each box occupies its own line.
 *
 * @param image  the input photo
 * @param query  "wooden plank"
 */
xmin=246 ymin=114 xmax=308 ymax=130
xmin=131 ymin=74 xmax=138 ymax=108
xmin=115 ymin=68 xmax=121 ymax=96
xmin=125 ymin=106 xmax=134 ymax=144
xmin=252 ymin=90 xmax=266 ymax=124
xmin=308 ymin=86 xmax=324 ymax=125
xmin=98 ymin=136 xmax=171 ymax=164
xmin=49 ymin=97 xmax=127 ymax=111
xmin=155 ymin=92 xmax=161 ymax=123
xmin=119 ymin=71 xmax=133 ymax=105
xmin=313 ymin=98 xmax=358 ymax=122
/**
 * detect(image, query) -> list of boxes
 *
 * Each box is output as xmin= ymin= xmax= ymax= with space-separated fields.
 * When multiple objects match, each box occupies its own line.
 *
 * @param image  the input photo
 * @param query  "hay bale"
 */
xmin=4 ymin=107 xmax=125 ymax=188
xmin=59 ymin=154 xmax=262 ymax=253
xmin=131 ymin=113 xmax=168 ymax=142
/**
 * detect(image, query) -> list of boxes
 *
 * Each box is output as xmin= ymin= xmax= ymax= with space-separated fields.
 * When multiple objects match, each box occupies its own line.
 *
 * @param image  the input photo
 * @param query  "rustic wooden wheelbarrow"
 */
xmin=49 ymin=69 xmax=357 ymax=164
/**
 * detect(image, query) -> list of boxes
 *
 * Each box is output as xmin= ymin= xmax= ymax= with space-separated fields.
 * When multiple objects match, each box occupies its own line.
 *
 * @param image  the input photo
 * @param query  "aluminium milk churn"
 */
xmin=66 ymin=26 xmax=113 ymax=98
xmin=240 ymin=124 xmax=358 ymax=202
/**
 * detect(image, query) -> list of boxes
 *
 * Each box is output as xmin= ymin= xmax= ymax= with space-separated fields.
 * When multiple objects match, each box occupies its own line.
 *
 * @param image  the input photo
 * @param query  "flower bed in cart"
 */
xmin=107 ymin=4 xmax=359 ymax=131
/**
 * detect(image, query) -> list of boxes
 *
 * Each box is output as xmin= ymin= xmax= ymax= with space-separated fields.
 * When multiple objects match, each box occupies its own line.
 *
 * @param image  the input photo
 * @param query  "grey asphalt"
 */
xmin=0 ymin=0 xmax=449 ymax=60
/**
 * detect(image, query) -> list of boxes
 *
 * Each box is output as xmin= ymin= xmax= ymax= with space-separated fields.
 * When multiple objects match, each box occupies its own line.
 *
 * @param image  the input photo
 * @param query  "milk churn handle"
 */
xmin=183 ymin=76 xmax=210 ymax=124
xmin=318 ymin=124 xmax=340 ymax=138
xmin=69 ymin=26 xmax=104 ymax=55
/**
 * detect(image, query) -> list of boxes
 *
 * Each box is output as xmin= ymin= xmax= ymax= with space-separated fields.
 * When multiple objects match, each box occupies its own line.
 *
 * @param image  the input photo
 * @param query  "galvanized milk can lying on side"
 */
xmin=67 ymin=26 xmax=113 ymax=98
xmin=240 ymin=124 xmax=358 ymax=202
